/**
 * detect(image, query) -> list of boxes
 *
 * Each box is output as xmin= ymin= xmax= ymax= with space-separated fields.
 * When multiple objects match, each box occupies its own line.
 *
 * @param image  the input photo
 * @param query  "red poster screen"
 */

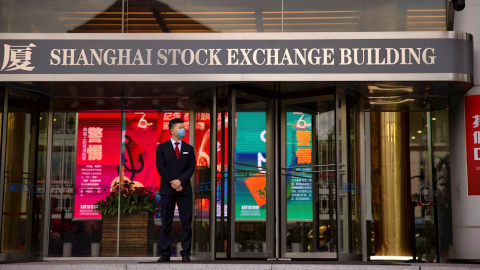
xmin=465 ymin=95 xmax=480 ymax=196
xmin=74 ymin=112 xmax=211 ymax=219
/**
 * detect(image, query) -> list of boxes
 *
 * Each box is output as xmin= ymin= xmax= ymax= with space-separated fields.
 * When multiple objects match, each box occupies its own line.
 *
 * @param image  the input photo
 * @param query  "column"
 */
xmin=370 ymin=112 xmax=412 ymax=256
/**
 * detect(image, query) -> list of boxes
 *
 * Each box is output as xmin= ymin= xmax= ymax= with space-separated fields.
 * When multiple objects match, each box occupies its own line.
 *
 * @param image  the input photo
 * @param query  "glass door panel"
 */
xmin=281 ymin=95 xmax=337 ymax=259
xmin=1 ymin=90 xmax=48 ymax=258
xmin=191 ymin=89 xmax=215 ymax=259
xmin=230 ymin=88 xmax=273 ymax=258
xmin=409 ymin=111 xmax=439 ymax=262
xmin=48 ymin=83 xmax=123 ymax=257
xmin=48 ymin=102 xmax=122 ymax=257
xmin=337 ymin=93 xmax=362 ymax=260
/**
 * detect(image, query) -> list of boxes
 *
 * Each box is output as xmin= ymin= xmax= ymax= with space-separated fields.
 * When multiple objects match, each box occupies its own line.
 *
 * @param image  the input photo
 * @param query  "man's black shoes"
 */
xmin=157 ymin=255 xmax=190 ymax=262
xmin=157 ymin=255 xmax=170 ymax=262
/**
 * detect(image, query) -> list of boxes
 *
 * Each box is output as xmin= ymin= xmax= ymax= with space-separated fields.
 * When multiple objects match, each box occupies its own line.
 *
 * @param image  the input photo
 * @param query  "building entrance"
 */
xmin=32 ymin=81 xmax=450 ymax=261
xmin=206 ymin=84 xmax=362 ymax=260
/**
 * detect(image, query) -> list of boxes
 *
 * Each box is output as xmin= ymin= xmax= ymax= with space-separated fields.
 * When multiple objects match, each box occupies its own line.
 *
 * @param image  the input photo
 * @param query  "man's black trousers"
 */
xmin=159 ymin=194 xmax=192 ymax=257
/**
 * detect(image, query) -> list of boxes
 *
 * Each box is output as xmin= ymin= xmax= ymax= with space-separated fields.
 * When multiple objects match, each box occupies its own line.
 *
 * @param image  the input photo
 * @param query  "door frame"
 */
xmin=336 ymin=89 xmax=364 ymax=261
xmin=279 ymin=95 xmax=337 ymax=259
xmin=224 ymin=87 xmax=275 ymax=259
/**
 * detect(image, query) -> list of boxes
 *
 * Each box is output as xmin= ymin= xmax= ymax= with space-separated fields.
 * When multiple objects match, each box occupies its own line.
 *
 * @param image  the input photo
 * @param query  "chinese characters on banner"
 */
xmin=75 ymin=113 xmax=121 ymax=219
xmin=465 ymin=95 xmax=480 ymax=196
xmin=286 ymin=112 xmax=313 ymax=220
xmin=74 ymin=112 xmax=211 ymax=219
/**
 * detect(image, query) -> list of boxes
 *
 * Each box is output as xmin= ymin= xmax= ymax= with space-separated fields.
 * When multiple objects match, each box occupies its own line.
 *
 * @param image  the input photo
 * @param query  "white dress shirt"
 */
xmin=170 ymin=138 xmax=182 ymax=152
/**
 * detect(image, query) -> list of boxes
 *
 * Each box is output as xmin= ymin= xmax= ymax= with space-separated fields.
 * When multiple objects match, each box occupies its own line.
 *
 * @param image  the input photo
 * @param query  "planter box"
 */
xmin=101 ymin=212 xmax=154 ymax=257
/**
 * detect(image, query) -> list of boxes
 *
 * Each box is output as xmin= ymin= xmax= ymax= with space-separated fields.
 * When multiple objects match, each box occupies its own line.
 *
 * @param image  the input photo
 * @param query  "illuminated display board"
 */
xmin=286 ymin=112 xmax=313 ymax=220
xmin=74 ymin=112 xmax=210 ymax=219
xmin=235 ymin=112 xmax=267 ymax=220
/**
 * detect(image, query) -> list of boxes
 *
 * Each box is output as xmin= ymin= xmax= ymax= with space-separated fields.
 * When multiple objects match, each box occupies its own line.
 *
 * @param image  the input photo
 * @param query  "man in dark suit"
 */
xmin=156 ymin=118 xmax=195 ymax=262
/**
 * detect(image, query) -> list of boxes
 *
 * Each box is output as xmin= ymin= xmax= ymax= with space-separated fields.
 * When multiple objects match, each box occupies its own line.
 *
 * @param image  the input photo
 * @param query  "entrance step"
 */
xmin=1 ymin=260 xmax=480 ymax=270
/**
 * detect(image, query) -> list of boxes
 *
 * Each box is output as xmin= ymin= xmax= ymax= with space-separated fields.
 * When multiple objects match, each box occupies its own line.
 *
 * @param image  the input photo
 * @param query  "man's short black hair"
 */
xmin=169 ymin=118 xmax=184 ymax=130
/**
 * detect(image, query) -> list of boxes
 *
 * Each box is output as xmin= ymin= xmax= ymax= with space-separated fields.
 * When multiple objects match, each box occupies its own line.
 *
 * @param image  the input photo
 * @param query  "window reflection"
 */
xmin=0 ymin=0 xmax=446 ymax=33
xmin=1 ymin=90 xmax=48 ymax=256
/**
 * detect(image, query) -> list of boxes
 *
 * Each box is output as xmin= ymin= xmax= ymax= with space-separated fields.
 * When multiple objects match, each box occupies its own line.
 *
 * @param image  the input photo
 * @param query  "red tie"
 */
xmin=174 ymin=142 xmax=180 ymax=159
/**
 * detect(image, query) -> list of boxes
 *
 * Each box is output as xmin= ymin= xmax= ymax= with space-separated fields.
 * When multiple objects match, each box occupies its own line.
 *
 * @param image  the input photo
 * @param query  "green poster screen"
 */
xmin=235 ymin=112 xmax=267 ymax=220
xmin=286 ymin=112 xmax=313 ymax=220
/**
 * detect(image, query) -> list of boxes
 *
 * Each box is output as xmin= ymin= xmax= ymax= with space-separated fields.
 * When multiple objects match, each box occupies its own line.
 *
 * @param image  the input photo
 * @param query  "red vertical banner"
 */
xmin=465 ymin=95 xmax=480 ymax=196
xmin=74 ymin=112 xmax=160 ymax=219
xmin=74 ymin=113 xmax=122 ymax=219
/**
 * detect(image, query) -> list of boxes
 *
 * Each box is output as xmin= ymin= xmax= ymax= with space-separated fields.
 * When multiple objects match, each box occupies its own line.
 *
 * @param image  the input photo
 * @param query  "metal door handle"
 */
xmin=420 ymin=185 xmax=430 ymax=205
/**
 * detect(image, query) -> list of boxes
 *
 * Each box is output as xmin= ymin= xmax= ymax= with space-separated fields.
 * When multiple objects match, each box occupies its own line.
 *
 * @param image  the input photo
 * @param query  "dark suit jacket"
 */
xmin=156 ymin=140 xmax=196 ymax=196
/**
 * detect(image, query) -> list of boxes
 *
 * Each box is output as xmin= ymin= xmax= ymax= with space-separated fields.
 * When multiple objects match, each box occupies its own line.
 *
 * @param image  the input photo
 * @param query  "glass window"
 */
xmin=48 ymin=98 xmax=122 ymax=257
xmin=431 ymin=109 xmax=452 ymax=262
xmin=47 ymin=82 xmax=215 ymax=257
xmin=0 ymin=0 xmax=447 ymax=33
xmin=283 ymin=0 xmax=446 ymax=32
xmin=127 ymin=0 xmax=282 ymax=33
xmin=0 ymin=0 xmax=122 ymax=33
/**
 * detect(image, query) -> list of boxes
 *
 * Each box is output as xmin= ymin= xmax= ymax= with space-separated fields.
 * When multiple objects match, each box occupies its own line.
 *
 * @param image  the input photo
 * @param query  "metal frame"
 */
xmin=42 ymin=98 xmax=55 ymax=258
xmin=274 ymin=97 xmax=280 ymax=259
xmin=0 ymin=31 xmax=470 ymax=40
xmin=117 ymin=96 xmax=127 ymax=257
xmin=266 ymin=91 xmax=275 ymax=258
xmin=1 ymin=74 xmax=471 ymax=83
xmin=336 ymin=90 xmax=348 ymax=259
xmin=227 ymin=88 xmax=235 ymax=258
xmin=359 ymin=97 xmax=368 ymax=262
xmin=336 ymin=89 xmax=362 ymax=262
xmin=209 ymin=89 xmax=217 ymax=260
xmin=0 ymin=89 xmax=8 ymax=246
xmin=363 ymin=112 xmax=373 ymax=260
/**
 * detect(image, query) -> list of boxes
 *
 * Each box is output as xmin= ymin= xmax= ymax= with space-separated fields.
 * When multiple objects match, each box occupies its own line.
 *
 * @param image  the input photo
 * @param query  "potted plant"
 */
xmin=93 ymin=180 xmax=159 ymax=256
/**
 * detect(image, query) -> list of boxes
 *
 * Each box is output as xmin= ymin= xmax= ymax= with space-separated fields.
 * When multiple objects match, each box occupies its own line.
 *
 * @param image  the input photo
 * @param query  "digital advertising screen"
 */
xmin=286 ymin=112 xmax=313 ymax=221
xmin=74 ymin=112 xmax=122 ymax=219
xmin=235 ymin=112 xmax=267 ymax=220
xmin=74 ymin=112 xmax=211 ymax=219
